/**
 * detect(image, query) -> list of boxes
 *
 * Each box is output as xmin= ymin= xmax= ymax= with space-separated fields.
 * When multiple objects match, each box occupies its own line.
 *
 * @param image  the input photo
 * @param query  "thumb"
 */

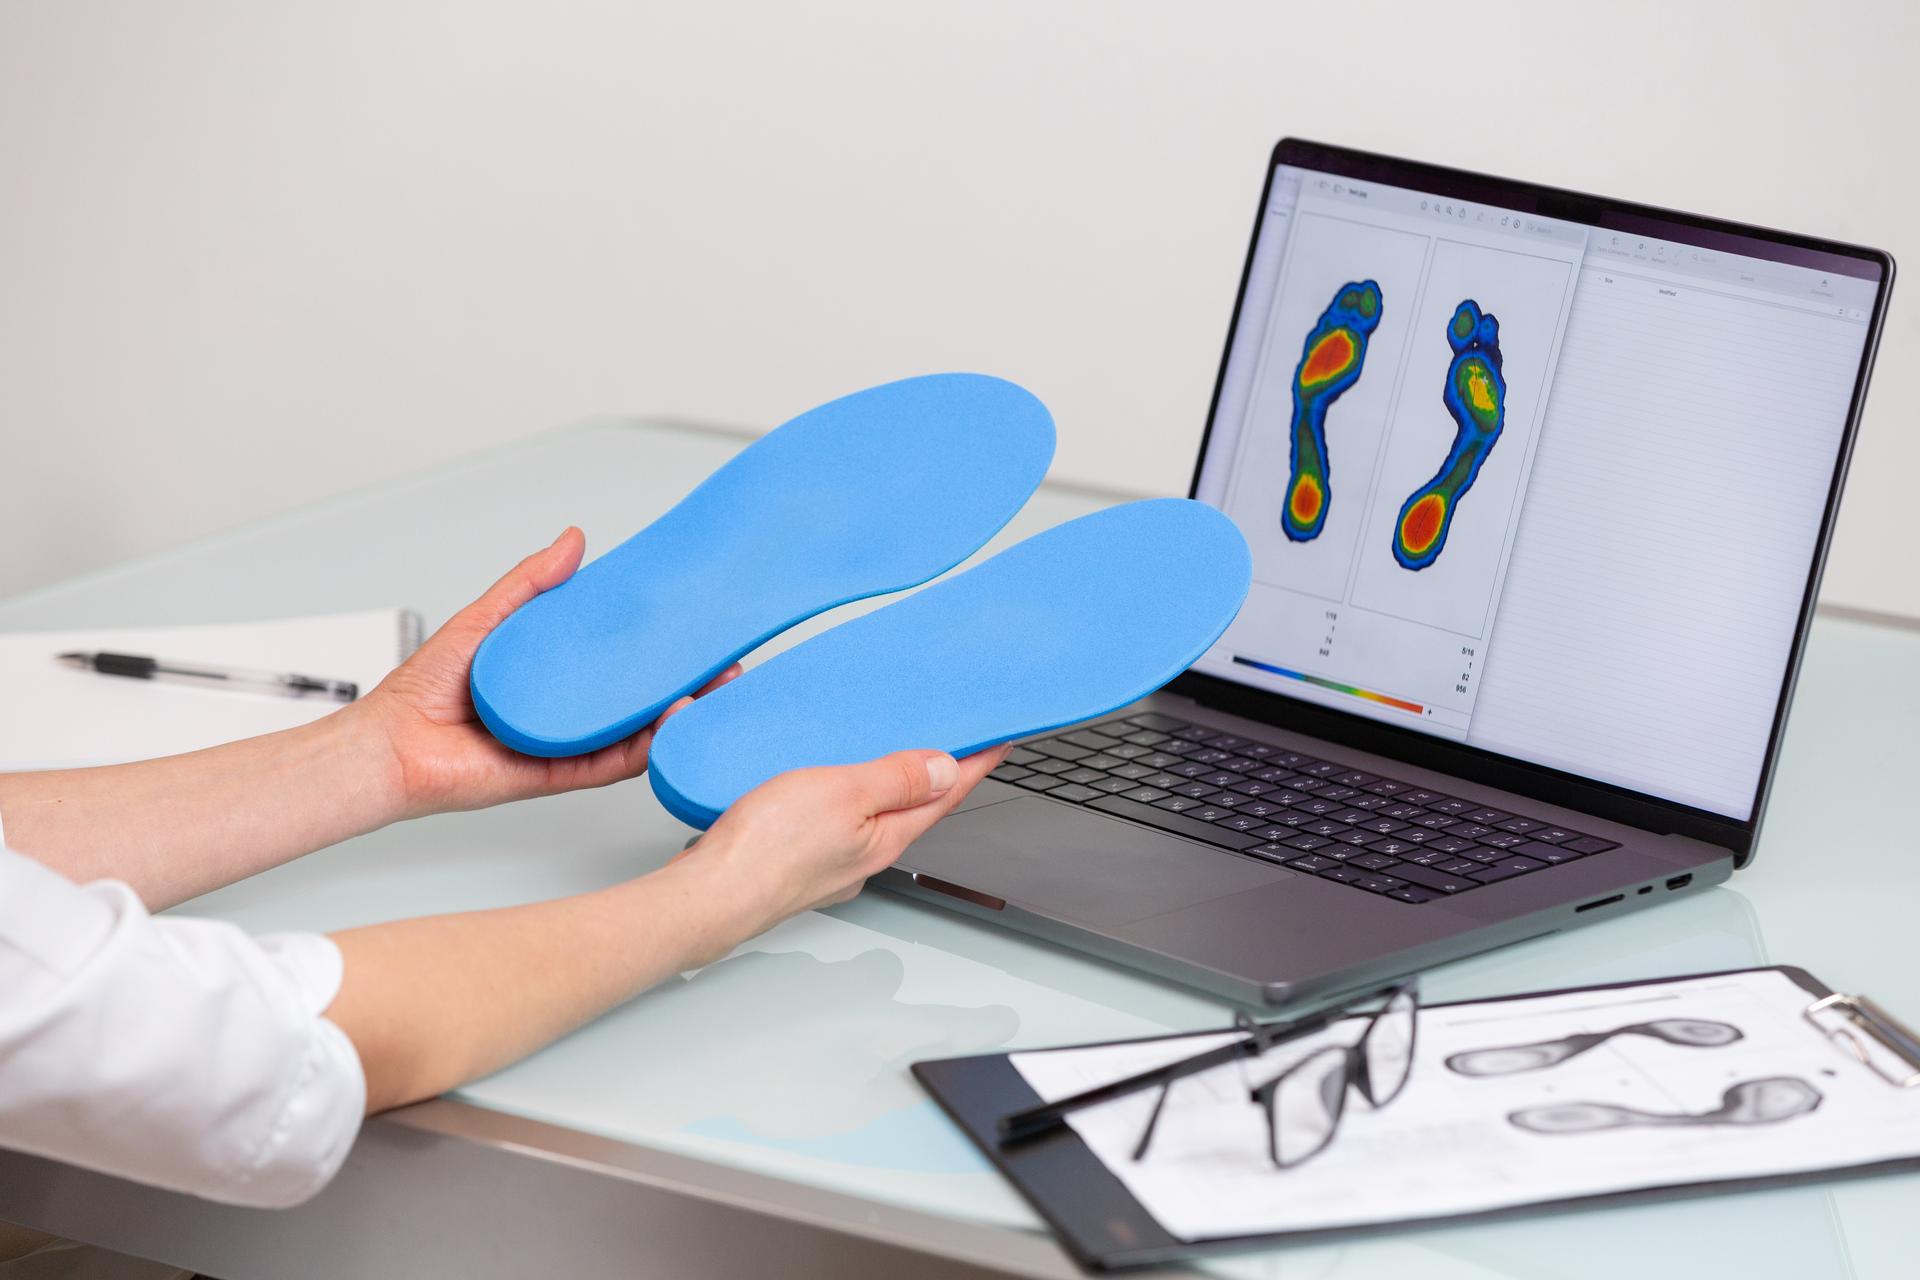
xmin=459 ymin=527 xmax=586 ymax=633
xmin=841 ymin=750 xmax=959 ymax=817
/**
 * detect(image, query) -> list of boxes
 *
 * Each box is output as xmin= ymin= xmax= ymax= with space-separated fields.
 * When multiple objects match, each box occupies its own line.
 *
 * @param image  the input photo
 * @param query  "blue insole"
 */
xmin=647 ymin=498 xmax=1252 ymax=829
xmin=471 ymin=374 xmax=1054 ymax=756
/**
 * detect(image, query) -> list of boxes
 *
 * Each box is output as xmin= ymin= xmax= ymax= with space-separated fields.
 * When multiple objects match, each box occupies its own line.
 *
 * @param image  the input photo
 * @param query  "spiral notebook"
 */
xmin=915 ymin=965 xmax=1920 ymax=1271
xmin=0 ymin=609 xmax=422 ymax=772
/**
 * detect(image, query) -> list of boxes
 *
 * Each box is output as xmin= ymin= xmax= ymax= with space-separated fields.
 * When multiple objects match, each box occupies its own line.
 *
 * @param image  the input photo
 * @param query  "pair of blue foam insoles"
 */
xmin=471 ymin=374 xmax=1252 ymax=828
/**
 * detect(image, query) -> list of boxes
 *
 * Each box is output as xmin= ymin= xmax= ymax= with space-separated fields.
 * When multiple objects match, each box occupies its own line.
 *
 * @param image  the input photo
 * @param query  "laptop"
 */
xmin=882 ymin=138 xmax=1895 ymax=1007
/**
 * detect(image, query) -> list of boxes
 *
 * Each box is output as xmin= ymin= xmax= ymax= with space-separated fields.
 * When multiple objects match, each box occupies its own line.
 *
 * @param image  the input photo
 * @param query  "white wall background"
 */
xmin=2 ymin=1 xmax=1914 ymax=613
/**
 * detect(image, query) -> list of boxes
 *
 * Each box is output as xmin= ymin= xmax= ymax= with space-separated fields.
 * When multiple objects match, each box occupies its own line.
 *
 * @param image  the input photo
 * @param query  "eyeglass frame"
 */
xmin=1129 ymin=980 xmax=1420 ymax=1169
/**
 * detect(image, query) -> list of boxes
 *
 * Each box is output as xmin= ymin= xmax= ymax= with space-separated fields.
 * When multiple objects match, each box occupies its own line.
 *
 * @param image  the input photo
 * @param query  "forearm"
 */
xmin=324 ymin=856 xmax=758 ymax=1114
xmin=0 ymin=705 xmax=399 ymax=909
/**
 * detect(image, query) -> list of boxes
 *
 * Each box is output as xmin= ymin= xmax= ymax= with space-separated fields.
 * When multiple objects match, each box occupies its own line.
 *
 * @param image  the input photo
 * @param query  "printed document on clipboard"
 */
xmin=916 ymin=966 xmax=1920 ymax=1270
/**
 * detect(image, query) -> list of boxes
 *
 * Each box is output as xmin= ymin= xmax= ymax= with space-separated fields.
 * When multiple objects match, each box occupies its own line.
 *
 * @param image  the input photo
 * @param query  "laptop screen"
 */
xmin=1191 ymin=149 xmax=1886 ymax=824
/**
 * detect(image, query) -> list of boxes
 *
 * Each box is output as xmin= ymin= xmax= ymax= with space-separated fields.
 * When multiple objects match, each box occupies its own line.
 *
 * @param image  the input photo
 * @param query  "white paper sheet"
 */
xmin=0 ymin=609 xmax=417 ymax=771
xmin=1011 ymin=969 xmax=1920 ymax=1242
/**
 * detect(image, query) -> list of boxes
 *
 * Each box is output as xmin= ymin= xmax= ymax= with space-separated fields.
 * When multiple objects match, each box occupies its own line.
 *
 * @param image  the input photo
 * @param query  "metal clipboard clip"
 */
xmin=1803 ymin=993 xmax=1920 ymax=1089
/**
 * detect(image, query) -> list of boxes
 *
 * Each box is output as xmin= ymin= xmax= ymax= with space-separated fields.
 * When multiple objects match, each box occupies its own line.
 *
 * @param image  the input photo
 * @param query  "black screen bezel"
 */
xmin=1173 ymin=138 xmax=1895 ymax=865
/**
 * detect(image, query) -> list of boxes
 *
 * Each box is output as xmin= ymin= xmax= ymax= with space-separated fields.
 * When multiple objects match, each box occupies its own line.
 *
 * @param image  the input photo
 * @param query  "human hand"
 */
xmin=349 ymin=527 xmax=740 ymax=822
xmin=678 ymin=742 xmax=1011 ymax=941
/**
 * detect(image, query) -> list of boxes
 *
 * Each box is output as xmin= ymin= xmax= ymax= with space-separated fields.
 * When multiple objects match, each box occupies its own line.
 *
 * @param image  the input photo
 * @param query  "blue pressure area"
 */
xmin=648 ymin=498 xmax=1253 ymax=829
xmin=471 ymin=373 xmax=1056 ymax=757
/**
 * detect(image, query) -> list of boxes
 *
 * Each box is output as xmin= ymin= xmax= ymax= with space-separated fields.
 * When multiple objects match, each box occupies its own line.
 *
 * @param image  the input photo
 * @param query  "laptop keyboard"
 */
xmin=988 ymin=713 xmax=1619 ymax=905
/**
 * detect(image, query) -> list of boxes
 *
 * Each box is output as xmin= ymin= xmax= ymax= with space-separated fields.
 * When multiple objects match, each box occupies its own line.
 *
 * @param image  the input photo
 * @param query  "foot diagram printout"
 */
xmin=1212 ymin=184 xmax=1585 ymax=738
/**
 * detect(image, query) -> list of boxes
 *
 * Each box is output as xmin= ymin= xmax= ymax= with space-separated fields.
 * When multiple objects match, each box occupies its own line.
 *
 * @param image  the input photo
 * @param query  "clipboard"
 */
xmin=913 ymin=965 xmax=1920 ymax=1272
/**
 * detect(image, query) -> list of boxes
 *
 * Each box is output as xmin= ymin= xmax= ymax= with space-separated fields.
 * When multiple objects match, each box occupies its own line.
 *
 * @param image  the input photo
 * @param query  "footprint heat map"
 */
xmin=1282 ymin=280 xmax=1383 ymax=542
xmin=1393 ymin=299 xmax=1506 ymax=570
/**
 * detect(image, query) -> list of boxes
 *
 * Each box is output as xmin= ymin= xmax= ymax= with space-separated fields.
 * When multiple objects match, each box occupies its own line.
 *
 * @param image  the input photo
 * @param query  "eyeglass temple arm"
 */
xmin=996 ymin=1006 xmax=1342 ymax=1145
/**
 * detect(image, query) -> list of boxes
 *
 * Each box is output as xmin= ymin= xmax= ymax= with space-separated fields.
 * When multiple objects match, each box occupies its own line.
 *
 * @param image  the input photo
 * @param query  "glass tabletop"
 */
xmin=4 ymin=419 xmax=1914 ymax=1278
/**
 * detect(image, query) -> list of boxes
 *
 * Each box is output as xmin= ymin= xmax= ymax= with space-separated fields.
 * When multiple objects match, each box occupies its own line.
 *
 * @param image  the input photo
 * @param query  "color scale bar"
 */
xmin=1232 ymin=655 xmax=1425 ymax=716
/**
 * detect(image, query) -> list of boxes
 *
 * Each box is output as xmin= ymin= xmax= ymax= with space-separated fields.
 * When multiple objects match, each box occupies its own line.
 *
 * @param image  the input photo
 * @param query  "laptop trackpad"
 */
xmin=903 ymin=796 xmax=1291 ymax=928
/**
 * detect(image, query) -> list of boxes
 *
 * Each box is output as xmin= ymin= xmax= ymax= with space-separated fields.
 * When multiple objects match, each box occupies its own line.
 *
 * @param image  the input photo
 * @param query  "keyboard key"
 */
xmin=1364 ymin=779 xmax=1409 ymax=796
xmin=1332 ymin=771 xmax=1376 ymax=787
xmin=1360 ymin=818 xmax=1407 ymax=835
xmin=1354 ymin=874 xmax=1408 ymax=894
xmin=1388 ymin=886 xmax=1440 ymax=904
xmin=1061 ymin=767 xmax=1106 ymax=785
xmin=1331 ymin=829 xmax=1375 ymax=846
xmin=1033 ymin=740 xmax=1091 ymax=762
xmin=1367 ymin=839 xmax=1415 ymax=858
xmin=1219 ymin=757 xmax=1261 ymax=774
xmin=1429 ymin=798 xmax=1473 ymax=815
xmin=1448 ymin=824 xmax=1493 ymax=841
xmin=1240 ymin=744 xmax=1277 ymax=759
xmin=1563 ymin=835 xmax=1620 ymax=855
xmin=1496 ymin=818 xmax=1544 ymax=835
xmin=1230 ymin=779 xmax=1277 ymax=797
xmin=1170 ymin=762 xmax=1213 ymax=779
xmin=1346 ymin=794 xmax=1392 ymax=811
xmin=1349 ymin=852 xmax=1401 ymax=872
xmin=1201 ymin=772 xmax=1245 ymax=789
xmin=1391 ymin=863 xmax=1477 ymax=894
xmin=1007 ymin=747 xmax=1044 ymax=766
xmin=1251 ymin=824 xmax=1298 ymax=842
xmin=1479 ymin=831 xmax=1526 ymax=849
xmin=1063 ymin=730 xmax=1121 ymax=751
xmin=1215 ymin=813 xmax=1265 ymax=833
xmin=1189 ymin=749 xmax=1234 ymax=765
xmin=1171 ymin=726 xmax=1216 ymax=741
xmin=1190 ymin=806 xmax=1234 ymax=823
xmin=1299 ymin=762 xmax=1341 ymax=777
xmin=1141 ymin=772 xmax=1185 ymax=790
xmin=990 ymin=765 xmax=1034 ymax=783
xmin=1435 ymin=858 xmax=1483 ymax=876
xmin=1127 ymin=713 xmax=1187 ymax=731
xmin=1237 ymin=801 xmax=1283 ymax=819
xmin=1080 ymin=754 xmax=1124 ymax=771
xmin=1087 ymin=795 xmax=1262 ymax=850
xmin=1528 ymin=827 xmax=1577 ymax=844
xmin=1397 ymin=827 xmax=1443 ymax=844
xmin=1471 ymin=856 xmax=1549 ymax=883
xmin=1454 ymin=845 xmax=1504 ymax=864
xmin=1046 ymin=783 xmax=1102 ymax=804
xmin=1286 ymin=854 xmax=1340 ymax=873
xmin=1283 ymin=833 xmax=1333 ymax=851
xmin=1303 ymin=820 xmax=1353 ymax=838
xmin=1123 ymin=731 xmax=1171 ymax=748
xmin=1122 ymin=786 xmax=1172 ymax=804
xmin=1315 ymin=785 xmax=1360 ymax=802
xmin=1263 ymin=811 xmax=1312 ymax=829
xmin=1428 ymin=835 xmax=1476 ymax=855
xmin=1105 ymin=764 xmax=1153 ymax=783
xmin=1404 ymin=790 xmax=1448 ymax=806
xmin=1138 ymin=752 xmax=1184 ymax=770
xmin=1401 ymin=846 xmax=1456 ymax=866
xmin=1463 ymin=808 xmax=1510 ymax=825
xmin=1106 ymin=744 xmax=1151 ymax=761
xmin=1154 ymin=795 xmax=1204 ymax=812
xmin=1288 ymin=778 xmax=1330 ymax=794
xmin=1244 ymin=843 xmax=1293 ymax=864
xmin=1294 ymin=798 xmax=1341 ymax=816
xmin=1329 ymin=808 xmax=1375 ymax=826
xmin=1199 ymin=791 xmax=1248 ymax=810
xmin=1092 ymin=777 xmax=1137 ymax=794
xmin=1172 ymin=782 xmax=1215 ymax=800
xmin=1275 ymin=752 xmax=1319 ymax=769
xmin=1012 ymin=773 xmax=1060 ymax=792
xmin=1412 ymin=813 xmax=1458 ymax=830
xmin=1208 ymin=734 xmax=1249 ymax=750
xmin=1319 ymin=865 xmax=1366 ymax=883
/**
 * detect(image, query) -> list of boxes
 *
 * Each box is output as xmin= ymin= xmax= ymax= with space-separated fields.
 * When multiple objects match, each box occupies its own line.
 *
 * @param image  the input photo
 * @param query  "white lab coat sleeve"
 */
xmin=0 ymin=846 xmax=365 ymax=1208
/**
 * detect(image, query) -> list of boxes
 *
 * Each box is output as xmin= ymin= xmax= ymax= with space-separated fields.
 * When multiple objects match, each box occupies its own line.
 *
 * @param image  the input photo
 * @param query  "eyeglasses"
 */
xmin=999 ymin=981 xmax=1420 ymax=1170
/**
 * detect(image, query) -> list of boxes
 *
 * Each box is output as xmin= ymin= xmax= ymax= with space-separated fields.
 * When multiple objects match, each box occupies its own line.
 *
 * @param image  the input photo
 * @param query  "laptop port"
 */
xmin=1666 ymin=874 xmax=1693 ymax=891
xmin=1575 ymin=893 xmax=1625 ymax=913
